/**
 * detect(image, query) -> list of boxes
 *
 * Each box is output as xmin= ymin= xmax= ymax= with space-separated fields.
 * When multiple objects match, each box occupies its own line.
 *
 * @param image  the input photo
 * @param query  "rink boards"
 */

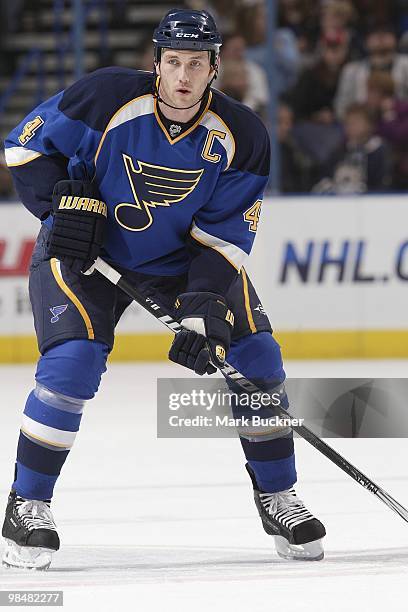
xmin=0 ymin=195 xmax=407 ymax=361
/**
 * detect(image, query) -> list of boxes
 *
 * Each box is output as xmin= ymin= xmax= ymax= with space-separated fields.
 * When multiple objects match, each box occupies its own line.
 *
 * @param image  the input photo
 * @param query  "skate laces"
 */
xmin=259 ymin=489 xmax=313 ymax=527
xmin=15 ymin=497 xmax=57 ymax=532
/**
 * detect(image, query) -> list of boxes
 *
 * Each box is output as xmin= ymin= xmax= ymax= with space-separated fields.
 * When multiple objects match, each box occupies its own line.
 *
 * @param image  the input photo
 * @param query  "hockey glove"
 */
xmin=168 ymin=292 xmax=234 ymax=375
xmin=47 ymin=180 xmax=107 ymax=273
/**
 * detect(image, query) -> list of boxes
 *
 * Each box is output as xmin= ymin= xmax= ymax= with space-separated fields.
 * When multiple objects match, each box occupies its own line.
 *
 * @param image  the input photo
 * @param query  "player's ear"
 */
xmin=155 ymin=62 xmax=161 ymax=77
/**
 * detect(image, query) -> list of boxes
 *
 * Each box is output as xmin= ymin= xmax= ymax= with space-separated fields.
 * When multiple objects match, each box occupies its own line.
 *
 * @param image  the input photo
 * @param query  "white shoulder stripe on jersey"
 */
xmin=107 ymin=95 xmax=154 ymax=132
xmin=190 ymin=221 xmax=247 ymax=270
xmin=95 ymin=94 xmax=154 ymax=163
xmin=199 ymin=110 xmax=235 ymax=170
xmin=21 ymin=414 xmax=77 ymax=449
xmin=5 ymin=147 xmax=42 ymax=167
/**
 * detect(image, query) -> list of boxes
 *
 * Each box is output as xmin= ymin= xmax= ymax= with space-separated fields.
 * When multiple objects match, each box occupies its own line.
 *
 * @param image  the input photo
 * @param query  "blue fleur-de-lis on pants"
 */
xmin=50 ymin=304 xmax=68 ymax=323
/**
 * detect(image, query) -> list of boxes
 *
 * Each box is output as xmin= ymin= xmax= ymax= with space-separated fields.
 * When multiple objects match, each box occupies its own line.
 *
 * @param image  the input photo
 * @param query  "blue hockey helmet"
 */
xmin=153 ymin=9 xmax=222 ymax=66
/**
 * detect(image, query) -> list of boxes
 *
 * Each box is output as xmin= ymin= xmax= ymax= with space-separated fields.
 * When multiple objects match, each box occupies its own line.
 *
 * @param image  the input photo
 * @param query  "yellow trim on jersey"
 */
xmin=50 ymin=258 xmax=95 ymax=340
xmin=241 ymin=267 xmax=257 ymax=334
xmin=94 ymin=93 xmax=153 ymax=164
xmin=143 ymin=172 xmax=197 ymax=183
xmin=189 ymin=229 xmax=240 ymax=271
xmin=205 ymin=110 xmax=236 ymax=170
xmin=154 ymin=86 xmax=213 ymax=145
xmin=20 ymin=427 xmax=71 ymax=449
xmin=7 ymin=151 xmax=43 ymax=167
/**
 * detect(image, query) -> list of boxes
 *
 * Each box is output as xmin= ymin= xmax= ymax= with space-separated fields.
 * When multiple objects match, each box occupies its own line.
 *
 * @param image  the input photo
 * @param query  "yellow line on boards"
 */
xmin=0 ymin=333 xmax=171 ymax=363
xmin=274 ymin=330 xmax=408 ymax=360
xmin=1 ymin=330 xmax=408 ymax=363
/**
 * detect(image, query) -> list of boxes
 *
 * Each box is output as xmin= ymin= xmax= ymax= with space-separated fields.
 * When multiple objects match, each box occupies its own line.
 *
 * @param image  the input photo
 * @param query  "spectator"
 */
xmin=314 ymin=103 xmax=391 ymax=194
xmin=366 ymin=71 xmax=396 ymax=119
xmin=335 ymin=26 xmax=408 ymax=118
xmin=235 ymin=0 xmax=266 ymax=49
xmin=218 ymin=59 xmax=268 ymax=121
xmin=288 ymin=29 xmax=350 ymax=123
xmin=320 ymin=0 xmax=363 ymax=59
xmin=279 ymin=0 xmax=318 ymax=36
xmin=320 ymin=0 xmax=356 ymax=32
xmin=220 ymin=33 xmax=269 ymax=114
xmin=218 ymin=59 xmax=249 ymax=103
xmin=278 ymin=0 xmax=319 ymax=65
xmin=367 ymin=71 xmax=408 ymax=189
xmin=352 ymin=1 xmax=395 ymax=34
xmin=277 ymin=103 xmax=315 ymax=193
xmin=236 ymin=0 xmax=300 ymax=95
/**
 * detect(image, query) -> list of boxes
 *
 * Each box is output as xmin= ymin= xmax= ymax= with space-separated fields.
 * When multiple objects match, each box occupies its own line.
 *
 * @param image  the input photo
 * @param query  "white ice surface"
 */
xmin=1 ymin=360 xmax=408 ymax=611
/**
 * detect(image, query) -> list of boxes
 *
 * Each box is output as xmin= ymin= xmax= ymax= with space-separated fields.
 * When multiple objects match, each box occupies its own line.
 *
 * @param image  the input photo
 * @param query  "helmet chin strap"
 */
xmin=153 ymin=70 xmax=218 ymax=112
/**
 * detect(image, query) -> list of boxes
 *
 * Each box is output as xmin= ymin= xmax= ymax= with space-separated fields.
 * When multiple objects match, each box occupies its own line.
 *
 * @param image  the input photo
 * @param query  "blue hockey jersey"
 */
xmin=5 ymin=68 xmax=270 ymax=294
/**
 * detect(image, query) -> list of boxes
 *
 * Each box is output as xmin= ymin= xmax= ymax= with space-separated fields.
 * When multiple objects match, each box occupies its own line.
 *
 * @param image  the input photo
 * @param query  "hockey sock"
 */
xmin=14 ymin=386 xmax=84 ymax=500
xmin=226 ymin=332 xmax=296 ymax=493
xmin=240 ymin=435 xmax=297 ymax=493
xmin=12 ymin=340 xmax=108 ymax=500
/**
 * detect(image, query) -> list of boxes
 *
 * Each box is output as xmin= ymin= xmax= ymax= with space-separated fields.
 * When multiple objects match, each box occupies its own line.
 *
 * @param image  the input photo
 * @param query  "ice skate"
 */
xmin=246 ymin=464 xmax=326 ymax=561
xmin=2 ymin=491 xmax=59 ymax=570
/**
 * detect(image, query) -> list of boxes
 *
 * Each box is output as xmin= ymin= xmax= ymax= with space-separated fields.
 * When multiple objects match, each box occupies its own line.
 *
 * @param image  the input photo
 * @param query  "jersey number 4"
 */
xmin=243 ymin=200 xmax=262 ymax=233
xmin=18 ymin=116 xmax=44 ymax=146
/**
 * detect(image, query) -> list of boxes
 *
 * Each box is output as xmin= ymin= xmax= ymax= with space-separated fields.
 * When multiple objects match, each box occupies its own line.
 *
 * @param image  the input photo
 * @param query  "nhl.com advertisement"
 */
xmin=0 ymin=195 xmax=407 ymax=354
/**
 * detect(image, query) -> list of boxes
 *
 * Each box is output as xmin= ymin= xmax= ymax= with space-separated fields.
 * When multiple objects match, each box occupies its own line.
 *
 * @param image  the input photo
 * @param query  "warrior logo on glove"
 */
xmin=57 ymin=195 xmax=107 ymax=217
xmin=47 ymin=180 xmax=107 ymax=274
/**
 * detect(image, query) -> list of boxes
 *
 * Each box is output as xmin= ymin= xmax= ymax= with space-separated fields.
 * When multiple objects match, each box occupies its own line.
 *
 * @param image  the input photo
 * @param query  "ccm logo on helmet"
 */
xmin=176 ymin=33 xmax=199 ymax=38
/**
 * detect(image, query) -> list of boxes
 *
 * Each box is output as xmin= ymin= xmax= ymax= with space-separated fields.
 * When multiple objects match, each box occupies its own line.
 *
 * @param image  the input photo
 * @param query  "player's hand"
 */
xmin=168 ymin=292 xmax=234 ymax=375
xmin=47 ymin=180 xmax=107 ymax=274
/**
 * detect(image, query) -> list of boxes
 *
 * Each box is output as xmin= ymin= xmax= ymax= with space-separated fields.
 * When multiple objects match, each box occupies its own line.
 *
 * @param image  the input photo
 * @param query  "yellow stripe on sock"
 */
xmin=21 ymin=427 xmax=72 ymax=449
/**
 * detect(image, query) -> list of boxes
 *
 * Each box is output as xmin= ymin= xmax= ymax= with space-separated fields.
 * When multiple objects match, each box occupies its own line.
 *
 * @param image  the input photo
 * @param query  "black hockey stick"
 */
xmin=89 ymin=256 xmax=408 ymax=524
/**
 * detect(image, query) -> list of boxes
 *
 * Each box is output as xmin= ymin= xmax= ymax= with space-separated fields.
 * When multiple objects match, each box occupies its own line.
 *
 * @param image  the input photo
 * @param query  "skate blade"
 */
xmin=274 ymin=535 xmax=324 ymax=561
xmin=2 ymin=539 xmax=54 ymax=571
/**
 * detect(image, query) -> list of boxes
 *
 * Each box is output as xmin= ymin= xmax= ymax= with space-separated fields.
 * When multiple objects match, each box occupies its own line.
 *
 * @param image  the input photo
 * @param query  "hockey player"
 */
xmin=2 ymin=9 xmax=325 ymax=570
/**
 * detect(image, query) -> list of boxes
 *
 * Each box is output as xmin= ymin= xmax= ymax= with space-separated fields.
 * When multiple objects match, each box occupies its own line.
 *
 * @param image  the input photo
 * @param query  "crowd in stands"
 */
xmin=189 ymin=0 xmax=408 ymax=194
xmin=2 ymin=0 xmax=408 ymax=196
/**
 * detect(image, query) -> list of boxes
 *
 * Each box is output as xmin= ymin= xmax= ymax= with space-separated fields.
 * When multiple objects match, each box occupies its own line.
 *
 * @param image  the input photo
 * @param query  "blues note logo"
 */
xmin=50 ymin=304 xmax=68 ymax=323
xmin=115 ymin=155 xmax=204 ymax=232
